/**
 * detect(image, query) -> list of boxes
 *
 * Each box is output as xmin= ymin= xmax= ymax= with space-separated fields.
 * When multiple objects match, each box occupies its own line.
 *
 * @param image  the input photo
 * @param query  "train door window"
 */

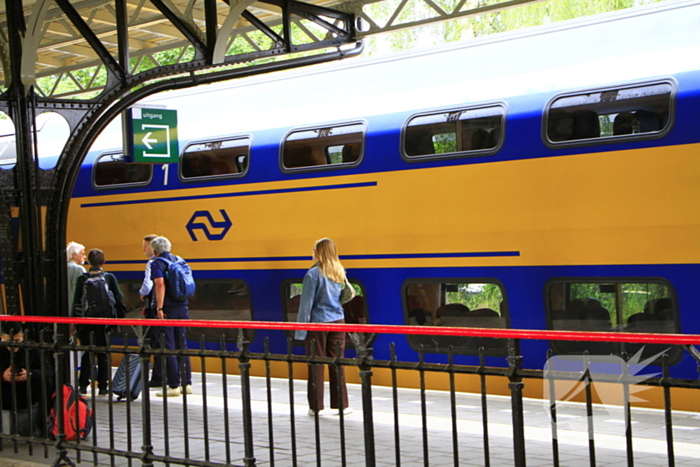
xmin=106 ymin=280 xmax=159 ymax=340
xmin=546 ymin=279 xmax=680 ymax=363
xmin=546 ymin=81 xmax=673 ymax=144
xmin=281 ymin=279 xmax=368 ymax=348
xmin=404 ymin=280 xmax=508 ymax=356
xmin=93 ymin=152 xmax=152 ymax=188
xmin=403 ymin=104 xmax=504 ymax=161
xmin=186 ymin=279 xmax=253 ymax=342
xmin=181 ymin=137 xmax=251 ymax=180
xmin=282 ymin=122 xmax=364 ymax=171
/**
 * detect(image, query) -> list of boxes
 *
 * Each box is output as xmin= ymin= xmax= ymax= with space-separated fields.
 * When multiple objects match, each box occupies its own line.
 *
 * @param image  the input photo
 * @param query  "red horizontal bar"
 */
xmin=1 ymin=314 xmax=698 ymax=346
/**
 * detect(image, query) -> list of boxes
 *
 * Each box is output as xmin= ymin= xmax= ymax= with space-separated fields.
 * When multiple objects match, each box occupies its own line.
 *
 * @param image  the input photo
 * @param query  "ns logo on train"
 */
xmin=186 ymin=210 xmax=232 ymax=241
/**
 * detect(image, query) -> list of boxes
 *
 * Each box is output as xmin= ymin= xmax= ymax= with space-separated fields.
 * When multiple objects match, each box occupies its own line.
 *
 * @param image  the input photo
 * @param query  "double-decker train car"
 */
xmin=54 ymin=0 xmax=700 ymax=403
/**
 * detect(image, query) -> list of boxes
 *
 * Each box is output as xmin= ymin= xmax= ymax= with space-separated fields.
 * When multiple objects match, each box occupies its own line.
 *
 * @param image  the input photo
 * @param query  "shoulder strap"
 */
xmin=155 ymin=256 xmax=172 ymax=266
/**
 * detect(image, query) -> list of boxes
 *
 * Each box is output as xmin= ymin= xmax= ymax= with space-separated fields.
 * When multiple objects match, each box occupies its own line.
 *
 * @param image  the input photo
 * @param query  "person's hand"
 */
xmin=140 ymin=294 xmax=146 ymax=301
xmin=2 ymin=367 xmax=12 ymax=382
xmin=15 ymin=369 xmax=27 ymax=382
xmin=157 ymin=309 xmax=165 ymax=320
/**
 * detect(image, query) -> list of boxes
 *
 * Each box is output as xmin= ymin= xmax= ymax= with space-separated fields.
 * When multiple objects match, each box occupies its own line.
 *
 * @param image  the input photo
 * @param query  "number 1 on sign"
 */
xmin=162 ymin=164 xmax=169 ymax=186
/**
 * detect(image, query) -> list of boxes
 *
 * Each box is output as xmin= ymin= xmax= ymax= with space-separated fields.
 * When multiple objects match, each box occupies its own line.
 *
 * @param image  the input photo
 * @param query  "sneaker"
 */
xmin=336 ymin=407 xmax=353 ymax=415
xmin=98 ymin=390 xmax=109 ymax=396
xmin=308 ymin=408 xmax=328 ymax=416
xmin=156 ymin=387 xmax=182 ymax=398
xmin=182 ymin=384 xmax=193 ymax=395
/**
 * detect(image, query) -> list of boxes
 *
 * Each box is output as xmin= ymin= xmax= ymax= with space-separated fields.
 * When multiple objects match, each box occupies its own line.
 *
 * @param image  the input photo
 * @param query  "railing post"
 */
xmin=237 ymin=334 xmax=257 ymax=467
xmin=507 ymin=339 xmax=526 ymax=467
xmin=50 ymin=332 xmax=75 ymax=467
xmin=356 ymin=333 xmax=376 ymax=467
xmin=140 ymin=332 xmax=154 ymax=467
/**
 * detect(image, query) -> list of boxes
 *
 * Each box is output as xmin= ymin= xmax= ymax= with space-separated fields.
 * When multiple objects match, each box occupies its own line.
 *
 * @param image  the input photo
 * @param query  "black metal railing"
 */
xmin=0 ymin=315 xmax=698 ymax=467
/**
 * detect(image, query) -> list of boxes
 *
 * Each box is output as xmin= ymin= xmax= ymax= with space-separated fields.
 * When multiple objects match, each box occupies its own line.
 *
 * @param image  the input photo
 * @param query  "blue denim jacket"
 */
xmin=295 ymin=266 xmax=344 ymax=340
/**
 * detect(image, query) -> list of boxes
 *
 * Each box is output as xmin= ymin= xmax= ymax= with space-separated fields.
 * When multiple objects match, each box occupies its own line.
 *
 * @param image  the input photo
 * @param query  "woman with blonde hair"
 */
xmin=295 ymin=238 xmax=351 ymax=416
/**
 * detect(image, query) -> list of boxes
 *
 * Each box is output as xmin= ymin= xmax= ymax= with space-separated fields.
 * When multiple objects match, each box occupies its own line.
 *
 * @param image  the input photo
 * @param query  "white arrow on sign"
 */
xmin=142 ymin=132 xmax=158 ymax=150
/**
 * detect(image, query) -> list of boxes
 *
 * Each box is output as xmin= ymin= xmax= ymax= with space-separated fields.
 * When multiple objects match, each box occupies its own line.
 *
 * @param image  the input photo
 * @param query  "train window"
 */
xmin=282 ymin=279 xmax=368 ymax=348
xmin=93 ymin=152 xmax=152 ymax=188
xmin=186 ymin=279 xmax=253 ymax=342
xmin=282 ymin=123 xmax=364 ymax=171
xmin=403 ymin=105 xmax=504 ymax=160
xmin=404 ymin=280 xmax=508 ymax=356
xmin=546 ymin=82 xmax=673 ymax=144
xmin=546 ymin=279 xmax=680 ymax=363
xmin=181 ymin=137 xmax=250 ymax=179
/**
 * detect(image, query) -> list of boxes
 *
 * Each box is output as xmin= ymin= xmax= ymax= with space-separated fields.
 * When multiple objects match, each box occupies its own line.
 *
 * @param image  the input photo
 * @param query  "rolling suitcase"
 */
xmin=111 ymin=354 xmax=143 ymax=401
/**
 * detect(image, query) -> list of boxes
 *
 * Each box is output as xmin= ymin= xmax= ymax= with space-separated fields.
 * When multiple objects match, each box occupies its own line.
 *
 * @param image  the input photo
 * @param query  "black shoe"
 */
xmin=148 ymin=381 xmax=162 ymax=388
xmin=79 ymin=386 xmax=88 ymax=395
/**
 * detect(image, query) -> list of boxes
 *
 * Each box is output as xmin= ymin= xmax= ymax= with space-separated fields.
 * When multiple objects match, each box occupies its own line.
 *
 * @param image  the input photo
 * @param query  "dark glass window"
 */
xmin=403 ymin=105 xmax=504 ymax=160
xmin=282 ymin=279 xmax=368 ymax=348
xmin=186 ymin=279 xmax=253 ymax=342
xmin=94 ymin=153 xmax=151 ymax=187
xmin=547 ymin=279 xmax=680 ymax=362
xmin=181 ymin=137 xmax=250 ymax=179
xmin=113 ymin=279 xmax=253 ymax=343
xmin=282 ymin=123 xmax=364 ymax=170
xmin=404 ymin=280 xmax=508 ymax=355
xmin=546 ymin=82 xmax=672 ymax=143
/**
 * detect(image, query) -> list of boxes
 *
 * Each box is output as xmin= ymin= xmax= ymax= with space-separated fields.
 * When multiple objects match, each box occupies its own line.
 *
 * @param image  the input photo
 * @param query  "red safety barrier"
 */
xmin=1 ymin=314 xmax=699 ymax=346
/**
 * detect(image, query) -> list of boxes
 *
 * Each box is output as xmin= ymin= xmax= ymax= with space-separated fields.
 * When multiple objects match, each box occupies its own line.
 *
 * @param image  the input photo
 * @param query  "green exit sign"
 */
xmin=124 ymin=107 xmax=179 ymax=163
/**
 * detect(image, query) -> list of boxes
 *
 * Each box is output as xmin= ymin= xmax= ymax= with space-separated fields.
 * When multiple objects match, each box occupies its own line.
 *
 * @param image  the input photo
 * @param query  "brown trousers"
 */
xmin=305 ymin=320 xmax=348 ymax=411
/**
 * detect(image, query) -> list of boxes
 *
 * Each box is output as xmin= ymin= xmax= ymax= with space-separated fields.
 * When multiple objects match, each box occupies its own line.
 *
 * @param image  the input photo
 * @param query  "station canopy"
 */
xmin=0 ymin=0 xmax=545 ymax=99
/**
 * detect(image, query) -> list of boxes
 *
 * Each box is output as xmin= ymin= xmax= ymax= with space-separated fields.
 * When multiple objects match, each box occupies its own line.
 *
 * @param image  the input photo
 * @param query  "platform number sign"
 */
xmin=124 ymin=107 xmax=179 ymax=163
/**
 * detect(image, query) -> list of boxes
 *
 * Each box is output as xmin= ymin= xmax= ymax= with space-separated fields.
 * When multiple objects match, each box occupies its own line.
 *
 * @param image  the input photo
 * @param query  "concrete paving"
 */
xmin=1 ymin=372 xmax=699 ymax=466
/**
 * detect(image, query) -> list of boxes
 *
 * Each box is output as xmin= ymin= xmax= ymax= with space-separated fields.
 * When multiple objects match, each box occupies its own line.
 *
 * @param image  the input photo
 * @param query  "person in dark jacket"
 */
xmin=1 ymin=327 xmax=54 ymax=436
xmin=73 ymin=248 xmax=123 ymax=395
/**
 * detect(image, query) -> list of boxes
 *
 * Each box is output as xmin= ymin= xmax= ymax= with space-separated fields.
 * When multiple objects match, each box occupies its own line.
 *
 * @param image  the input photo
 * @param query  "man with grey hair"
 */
xmin=150 ymin=236 xmax=192 ymax=397
xmin=66 ymin=241 xmax=86 ymax=313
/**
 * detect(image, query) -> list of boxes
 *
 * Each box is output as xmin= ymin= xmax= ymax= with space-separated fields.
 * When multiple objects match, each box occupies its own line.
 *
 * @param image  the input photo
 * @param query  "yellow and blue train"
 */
xmin=54 ymin=0 xmax=700 ymax=390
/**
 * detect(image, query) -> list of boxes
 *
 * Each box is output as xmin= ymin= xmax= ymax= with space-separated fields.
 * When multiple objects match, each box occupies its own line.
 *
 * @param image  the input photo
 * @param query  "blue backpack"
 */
xmin=155 ymin=256 xmax=196 ymax=302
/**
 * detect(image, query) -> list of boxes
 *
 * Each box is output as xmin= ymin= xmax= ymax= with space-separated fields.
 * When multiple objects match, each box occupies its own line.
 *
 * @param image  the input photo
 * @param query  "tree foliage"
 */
xmin=364 ymin=0 xmax=665 ymax=56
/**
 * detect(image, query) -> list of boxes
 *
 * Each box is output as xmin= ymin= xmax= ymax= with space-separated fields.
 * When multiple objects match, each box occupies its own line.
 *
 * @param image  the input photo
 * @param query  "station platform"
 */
xmin=1 ymin=371 xmax=700 ymax=466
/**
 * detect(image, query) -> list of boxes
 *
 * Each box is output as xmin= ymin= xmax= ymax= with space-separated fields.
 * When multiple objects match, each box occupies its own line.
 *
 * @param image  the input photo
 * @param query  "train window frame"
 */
xmin=92 ymin=151 xmax=153 ymax=190
xmin=402 ymin=278 xmax=510 ymax=356
xmin=280 ymin=121 xmax=366 ymax=173
xmin=401 ymin=103 xmax=506 ymax=163
xmin=543 ymin=79 xmax=676 ymax=148
xmin=280 ymin=278 xmax=370 ymax=349
xmin=179 ymin=135 xmax=252 ymax=182
xmin=545 ymin=277 xmax=681 ymax=364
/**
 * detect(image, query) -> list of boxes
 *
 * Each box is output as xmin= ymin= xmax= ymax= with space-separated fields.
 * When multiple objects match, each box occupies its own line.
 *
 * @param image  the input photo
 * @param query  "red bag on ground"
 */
xmin=47 ymin=384 xmax=93 ymax=440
